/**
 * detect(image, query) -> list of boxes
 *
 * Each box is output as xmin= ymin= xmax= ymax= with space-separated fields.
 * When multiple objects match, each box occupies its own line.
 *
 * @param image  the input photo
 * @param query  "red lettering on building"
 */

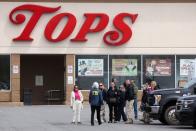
xmin=9 ymin=4 xmax=60 ymax=41
xmin=71 ymin=13 xmax=109 ymax=42
xmin=45 ymin=13 xmax=77 ymax=42
xmin=103 ymin=13 xmax=138 ymax=46
xmin=9 ymin=4 xmax=138 ymax=46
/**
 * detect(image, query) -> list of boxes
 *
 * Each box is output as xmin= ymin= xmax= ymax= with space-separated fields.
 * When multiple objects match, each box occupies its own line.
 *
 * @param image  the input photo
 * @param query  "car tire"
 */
xmin=164 ymin=105 xmax=179 ymax=125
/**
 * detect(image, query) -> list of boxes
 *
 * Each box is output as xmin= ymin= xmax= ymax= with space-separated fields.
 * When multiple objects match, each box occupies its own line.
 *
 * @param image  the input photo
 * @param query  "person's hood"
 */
xmin=92 ymin=82 xmax=99 ymax=89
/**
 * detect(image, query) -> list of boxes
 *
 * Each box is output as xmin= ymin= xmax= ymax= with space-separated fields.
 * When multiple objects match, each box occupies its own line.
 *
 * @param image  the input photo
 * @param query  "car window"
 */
xmin=184 ymin=79 xmax=196 ymax=88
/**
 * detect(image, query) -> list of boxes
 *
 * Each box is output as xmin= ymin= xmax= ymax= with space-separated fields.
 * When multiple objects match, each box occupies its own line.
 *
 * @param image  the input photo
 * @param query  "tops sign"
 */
xmin=9 ymin=4 xmax=138 ymax=46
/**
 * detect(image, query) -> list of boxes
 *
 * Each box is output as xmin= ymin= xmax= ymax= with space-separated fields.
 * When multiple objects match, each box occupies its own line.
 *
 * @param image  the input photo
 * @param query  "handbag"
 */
xmin=109 ymin=97 xmax=117 ymax=103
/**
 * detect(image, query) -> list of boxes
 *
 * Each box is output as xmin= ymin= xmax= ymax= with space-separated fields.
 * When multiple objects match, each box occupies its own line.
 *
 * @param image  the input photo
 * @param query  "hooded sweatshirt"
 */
xmin=89 ymin=82 xmax=103 ymax=106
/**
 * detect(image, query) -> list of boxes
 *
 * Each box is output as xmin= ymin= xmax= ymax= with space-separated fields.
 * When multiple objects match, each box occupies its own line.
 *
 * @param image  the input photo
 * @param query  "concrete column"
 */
xmin=11 ymin=54 xmax=21 ymax=103
xmin=65 ymin=54 xmax=75 ymax=105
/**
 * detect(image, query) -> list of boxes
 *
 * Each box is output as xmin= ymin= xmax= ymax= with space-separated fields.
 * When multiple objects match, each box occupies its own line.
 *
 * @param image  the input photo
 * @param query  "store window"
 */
xmin=0 ymin=55 xmax=10 ymax=90
xmin=143 ymin=55 xmax=175 ymax=89
xmin=109 ymin=55 xmax=141 ymax=89
xmin=75 ymin=55 xmax=108 ymax=90
xmin=176 ymin=55 xmax=196 ymax=88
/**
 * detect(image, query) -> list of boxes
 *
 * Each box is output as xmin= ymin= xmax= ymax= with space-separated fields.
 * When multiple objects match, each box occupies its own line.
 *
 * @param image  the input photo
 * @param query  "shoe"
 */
xmin=139 ymin=118 xmax=144 ymax=122
xmin=77 ymin=122 xmax=82 ymax=124
xmin=135 ymin=116 xmax=138 ymax=120
xmin=99 ymin=122 xmax=102 ymax=125
xmin=114 ymin=121 xmax=117 ymax=123
xmin=125 ymin=121 xmax=131 ymax=124
xmin=108 ymin=121 xmax=112 ymax=123
xmin=103 ymin=118 xmax=107 ymax=123
xmin=125 ymin=119 xmax=133 ymax=124
xmin=91 ymin=123 xmax=94 ymax=126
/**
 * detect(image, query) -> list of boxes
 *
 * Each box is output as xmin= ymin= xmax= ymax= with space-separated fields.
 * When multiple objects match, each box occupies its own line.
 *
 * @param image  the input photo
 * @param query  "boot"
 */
xmin=144 ymin=112 xmax=150 ymax=124
xmin=125 ymin=118 xmax=133 ymax=124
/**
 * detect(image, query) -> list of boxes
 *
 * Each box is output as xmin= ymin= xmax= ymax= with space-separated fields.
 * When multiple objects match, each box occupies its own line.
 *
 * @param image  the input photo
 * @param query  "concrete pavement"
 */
xmin=0 ymin=105 xmax=194 ymax=131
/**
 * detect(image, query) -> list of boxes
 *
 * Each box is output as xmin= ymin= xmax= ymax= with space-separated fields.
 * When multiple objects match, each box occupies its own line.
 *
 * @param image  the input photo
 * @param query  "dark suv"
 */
xmin=176 ymin=95 xmax=196 ymax=128
xmin=148 ymin=79 xmax=196 ymax=125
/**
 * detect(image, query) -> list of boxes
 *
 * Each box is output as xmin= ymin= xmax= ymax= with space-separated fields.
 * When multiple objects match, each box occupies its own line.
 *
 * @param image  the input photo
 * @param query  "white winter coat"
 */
xmin=70 ymin=91 xmax=84 ymax=110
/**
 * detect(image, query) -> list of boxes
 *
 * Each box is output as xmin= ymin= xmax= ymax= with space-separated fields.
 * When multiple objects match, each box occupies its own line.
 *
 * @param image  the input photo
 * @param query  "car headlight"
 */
xmin=154 ymin=95 xmax=162 ymax=105
xmin=183 ymin=100 xmax=194 ymax=109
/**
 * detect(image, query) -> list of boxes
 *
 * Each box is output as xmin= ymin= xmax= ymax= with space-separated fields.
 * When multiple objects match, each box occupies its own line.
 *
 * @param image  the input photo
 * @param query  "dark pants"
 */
xmin=91 ymin=105 xmax=101 ymax=125
xmin=108 ymin=103 xmax=118 ymax=122
xmin=117 ymin=103 xmax=127 ymax=122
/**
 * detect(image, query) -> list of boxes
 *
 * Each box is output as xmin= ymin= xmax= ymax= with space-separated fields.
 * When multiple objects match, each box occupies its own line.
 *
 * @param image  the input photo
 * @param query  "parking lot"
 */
xmin=0 ymin=105 xmax=194 ymax=131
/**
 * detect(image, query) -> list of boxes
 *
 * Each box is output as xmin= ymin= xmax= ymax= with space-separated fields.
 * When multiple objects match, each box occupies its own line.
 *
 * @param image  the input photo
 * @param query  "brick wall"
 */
xmin=65 ymin=55 xmax=75 ymax=105
xmin=11 ymin=54 xmax=21 ymax=102
xmin=0 ymin=54 xmax=21 ymax=104
xmin=0 ymin=91 xmax=11 ymax=102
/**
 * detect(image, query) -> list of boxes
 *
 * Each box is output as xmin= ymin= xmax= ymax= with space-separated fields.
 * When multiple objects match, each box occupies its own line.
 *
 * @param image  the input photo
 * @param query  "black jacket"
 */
xmin=117 ymin=90 xmax=126 ymax=105
xmin=125 ymin=84 xmax=134 ymax=101
xmin=100 ymin=88 xmax=107 ymax=102
xmin=107 ymin=87 xmax=118 ymax=104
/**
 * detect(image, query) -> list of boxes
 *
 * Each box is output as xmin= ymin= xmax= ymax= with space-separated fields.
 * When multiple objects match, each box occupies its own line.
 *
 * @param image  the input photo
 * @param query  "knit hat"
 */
xmin=92 ymin=82 xmax=99 ymax=89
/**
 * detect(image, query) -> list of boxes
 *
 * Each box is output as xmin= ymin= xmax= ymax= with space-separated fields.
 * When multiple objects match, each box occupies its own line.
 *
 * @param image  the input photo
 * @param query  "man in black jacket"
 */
xmin=124 ymin=79 xmax=134 ymax=124
xmin=117 ymin=85 xmax=127 ymax=122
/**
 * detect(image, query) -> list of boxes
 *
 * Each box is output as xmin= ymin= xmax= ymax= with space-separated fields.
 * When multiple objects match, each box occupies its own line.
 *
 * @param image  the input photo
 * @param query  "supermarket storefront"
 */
xmin=0 ymin=2 xmax=196 ymax=105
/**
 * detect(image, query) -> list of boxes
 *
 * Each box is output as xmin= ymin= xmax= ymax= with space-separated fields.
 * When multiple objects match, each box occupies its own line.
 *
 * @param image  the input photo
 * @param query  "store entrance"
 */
xmin=20 ymin=55 xmax=65 ymax=105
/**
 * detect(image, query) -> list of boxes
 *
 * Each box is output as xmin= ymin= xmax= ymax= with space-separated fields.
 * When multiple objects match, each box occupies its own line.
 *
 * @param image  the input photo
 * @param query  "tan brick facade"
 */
xmin=0 ymin=54 xmax=22 ymax=105
xmin=11 ymin=54 xmax=21 ymax=102
xmin=0 ymin=91 xmax=11 ymax=102
xmin=65 ymin=54 xmax=75 ymax=105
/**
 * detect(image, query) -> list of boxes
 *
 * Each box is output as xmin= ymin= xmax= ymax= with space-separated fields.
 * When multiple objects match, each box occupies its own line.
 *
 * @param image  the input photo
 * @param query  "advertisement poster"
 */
xmin=112 ymin=59 xmax=137 ymax=76
xmin=146 ymin=59 xmax=171 ymax=76
xmin=78 ymin=59 xmax=104 ymax=76
xmin=180 ymin=59 xmax=195 ymax=77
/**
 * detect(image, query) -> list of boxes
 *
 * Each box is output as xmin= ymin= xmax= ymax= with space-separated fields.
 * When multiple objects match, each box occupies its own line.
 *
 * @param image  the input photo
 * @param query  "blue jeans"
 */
xmin=133 ymin=97 xmax=138 ymax=118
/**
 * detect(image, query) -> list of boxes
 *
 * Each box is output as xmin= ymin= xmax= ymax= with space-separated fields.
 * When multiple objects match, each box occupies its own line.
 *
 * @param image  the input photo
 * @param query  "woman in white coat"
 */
xmin=70 ymin=85 xmax=84 ymax=124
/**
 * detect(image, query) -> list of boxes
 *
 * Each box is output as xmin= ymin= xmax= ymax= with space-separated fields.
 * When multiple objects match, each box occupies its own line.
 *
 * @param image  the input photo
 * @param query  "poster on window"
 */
xmin=180 ymin=59 xmax=195 ymax=76
xmin=78 ymin=59 xmax=104 ymax=76
xmin=145 ymin=59 xmax=171 ymax=76
xmin=112 ymin=59 xmax=137 ymax=76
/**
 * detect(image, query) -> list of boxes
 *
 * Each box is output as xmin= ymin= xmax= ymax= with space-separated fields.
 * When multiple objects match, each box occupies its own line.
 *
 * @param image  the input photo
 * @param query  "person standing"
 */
xmin=117 ymin=84 xmax=127 ymax=122
xmin=124 ymin=80 xmax=135 ymax=124
xmin=107 ymin=82 xmax=118 ymax=123
xmin=70 ymin=85 xmax=84 ymax=124
xmin=99 ymin=82 xmax=107 ymax=122
xmin=131 ymin=80 xmax=138 ymax=120
xmin=112 ymin=78 xmax=119 ymax=89
xmin=89 ymin=82 xmax=103 ymax=126
xmin=140 ymin=81 xmax=157 ymax=124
